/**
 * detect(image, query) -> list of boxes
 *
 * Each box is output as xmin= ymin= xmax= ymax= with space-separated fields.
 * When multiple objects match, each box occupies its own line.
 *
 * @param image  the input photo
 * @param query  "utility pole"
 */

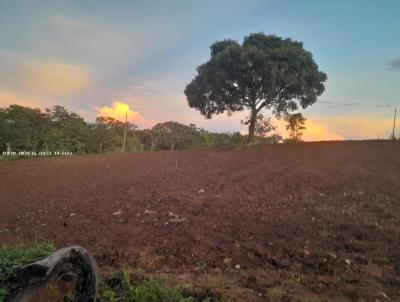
xmin=121 ymin=111 xmax=127 ymax=152
xmin=392 ymin=107 xmax=397 ymax=140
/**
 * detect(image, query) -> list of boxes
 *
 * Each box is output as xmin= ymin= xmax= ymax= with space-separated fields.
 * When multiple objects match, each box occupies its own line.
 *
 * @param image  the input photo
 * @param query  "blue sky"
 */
xmin=0 ymin=0 xmax=399 ymax=140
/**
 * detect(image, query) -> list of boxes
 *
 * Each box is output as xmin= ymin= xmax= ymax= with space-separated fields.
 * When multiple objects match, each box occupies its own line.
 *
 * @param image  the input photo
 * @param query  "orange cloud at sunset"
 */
xmin=99 ymin=101 xmax=139 ymax=121
xmin=271 ymin=117 xmax=343 ymax=141
xmin=0 ymin=52 xmax=92 ymax=98
xmin=0 ymin=89 xmax=42 ymax=108
xmin=271 ymin=113 xmax=395 ymax=141
xmin=97 ymin=101 xmax=157 ymax=128
xmin=24 ymin=60 xmax=92 ymax=96
xmin=275 ymin=114 xmax=395 ymax=141
xmin=317 ymin=115 xmax=395 ymax=140
xmin=301 ymin=120 xmax=344 ymax=141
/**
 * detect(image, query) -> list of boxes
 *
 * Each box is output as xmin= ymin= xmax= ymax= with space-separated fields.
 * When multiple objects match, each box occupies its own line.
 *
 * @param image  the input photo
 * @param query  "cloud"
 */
xmin=301 ymin=120 xmax=344 ymax=141
xmin=24 ymin=60 xmax=92 ymax=96
xmin=97 ymin=100 xmax=156 ymax=128
xmin=267 ymin=113 xmax=396 ymax=141
xmin=0 ymin=51 xmax=92 ymax=98
xmin=271 ymin=117 xmax=343 ymax=141
xmin=0 ymin=89 xmax=43 ymax=108
xmin=99 ymin=101 xmax=139 ymax=121
xmin=386 ymin=58 xmax=400 ymax=71
xmin=311 ymin=115 xmax=396 ymax=140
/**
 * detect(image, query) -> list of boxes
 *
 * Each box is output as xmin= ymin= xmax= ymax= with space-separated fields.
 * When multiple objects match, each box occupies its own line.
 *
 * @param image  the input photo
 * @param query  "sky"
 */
xmin=0 ymin=0 xmax=399 ymax=141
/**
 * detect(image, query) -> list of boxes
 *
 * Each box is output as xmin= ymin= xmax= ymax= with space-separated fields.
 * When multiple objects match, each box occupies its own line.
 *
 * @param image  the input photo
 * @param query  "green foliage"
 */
xmin=283 ymin=138 xmax=301 ymax=144
xmin=0 ymin=155 xmax=20 ymax=161
xmin=242 ymin=113 xmax=276 ymax=138
xmin=285 ymin=113 xmax=306 ymax=141
xmin=196 ymin=130 xmax=245 ymax=149
xmin=196 ymin=129 xmax=281 ymax=150
xmin=99 ymin=271 xmax=216 ymax=302
xmin=0 ymin=105 xmax=49 ymax=152
xmin=0 ymin=244 xmax=55 ymax=301
xmin=101 ymin=289 xmax=117 ymax=302
xmin=0 ymin=105 xmax=89 ymax=154
xmin=0 ymin=103 xmax=283 ymax=156
xmin=185 ymin=32 xmax=326 ymax=142
xmin=149 ymin=122 xmax=199 ymax=151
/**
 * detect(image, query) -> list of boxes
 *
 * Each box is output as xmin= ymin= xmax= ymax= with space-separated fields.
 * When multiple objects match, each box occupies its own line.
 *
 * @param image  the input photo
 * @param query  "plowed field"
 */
xmin=1 ymin=141 xmax=399 ymax=301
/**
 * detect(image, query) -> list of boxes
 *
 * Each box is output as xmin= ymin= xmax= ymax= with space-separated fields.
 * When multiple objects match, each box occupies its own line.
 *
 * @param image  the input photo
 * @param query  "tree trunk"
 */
xmin=247 ymin=108 xmax=257 ymax=144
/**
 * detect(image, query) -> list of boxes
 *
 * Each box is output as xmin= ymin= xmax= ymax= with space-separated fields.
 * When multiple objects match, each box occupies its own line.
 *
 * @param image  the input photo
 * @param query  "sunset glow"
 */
xmin=99 ymin=101 xmax=139 ymax=122
xmin=301 ymin=120 xmax=344 ymax=141
xmin=0 ymin=1 xmax=398 ymax=140
xmin=272 ymin=118 xmax=343 ymax=142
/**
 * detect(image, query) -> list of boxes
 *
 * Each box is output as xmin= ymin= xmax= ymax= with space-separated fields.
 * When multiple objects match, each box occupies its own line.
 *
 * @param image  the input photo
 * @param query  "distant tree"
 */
xmin=265 ymin=133 xmax=283 ymax=144
xmin=0 ymin=105 xmax=50 ymax=152
xmin=197 ymin=129 xmax=246 ymax=148
xmin=45 ymin=106 xmax=89 ymax=153
xmin=185 ymin=32 xmax=327 ymax=143
xmin=151 ymin=121 xmax=199 ymax=150
xmin=285 ymin=113 xmax=306 ymax=141
xmin=89 ymin=116 xmax=139 ymax=153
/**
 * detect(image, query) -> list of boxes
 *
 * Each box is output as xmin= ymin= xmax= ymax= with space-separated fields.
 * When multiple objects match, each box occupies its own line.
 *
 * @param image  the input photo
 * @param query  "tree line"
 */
xmin=0 ymin=104 xmax=307 ymax=154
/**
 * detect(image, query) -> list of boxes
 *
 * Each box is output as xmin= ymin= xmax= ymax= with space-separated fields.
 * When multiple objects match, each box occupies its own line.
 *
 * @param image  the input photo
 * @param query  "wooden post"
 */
xmin=392 ymin=107 xmax=397 ymax=139
xmin=122 ymin=111 xmax=127 ymax=152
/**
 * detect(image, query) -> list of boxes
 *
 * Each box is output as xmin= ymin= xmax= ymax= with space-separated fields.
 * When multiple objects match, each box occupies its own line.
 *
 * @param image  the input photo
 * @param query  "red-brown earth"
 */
xmin=1 ymin=141 xmax=399 ymax=301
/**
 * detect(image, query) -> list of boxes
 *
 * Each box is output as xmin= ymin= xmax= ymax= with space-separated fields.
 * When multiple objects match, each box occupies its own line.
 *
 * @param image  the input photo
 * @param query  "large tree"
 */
xmin=184 ymin=33 xmax=327 ymax=143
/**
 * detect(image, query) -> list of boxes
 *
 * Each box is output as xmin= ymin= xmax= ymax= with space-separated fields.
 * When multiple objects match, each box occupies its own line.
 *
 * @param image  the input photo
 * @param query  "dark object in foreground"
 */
xmin=7 ymin=246 xmax=98 ymax=302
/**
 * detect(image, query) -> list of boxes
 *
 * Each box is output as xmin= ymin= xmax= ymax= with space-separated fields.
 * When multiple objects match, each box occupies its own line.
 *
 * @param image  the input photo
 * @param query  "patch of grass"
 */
xmin=99 ymin=271 xmax=219 ymax=302
xmin=0 ymin=155 xmax=20 ymax=161
xmin=0 ymin=244 xmax=55 ymax=301
xmin=0 ymin=245 xmax=226 ymax=302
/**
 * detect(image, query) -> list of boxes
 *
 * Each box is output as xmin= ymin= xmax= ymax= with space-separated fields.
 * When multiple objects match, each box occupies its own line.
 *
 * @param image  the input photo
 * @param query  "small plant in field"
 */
xmin=0 ymin=244 xmax=55 ymax=301
xmin=99 ymin=271 xmax=220 ymax=302
xmin=100 ymin=271 xmax=193 ymax=302
xmin=0 ymin=155 xmax=20 ymax=161
xmin=101 ymin=289 xmax=117 ymax=302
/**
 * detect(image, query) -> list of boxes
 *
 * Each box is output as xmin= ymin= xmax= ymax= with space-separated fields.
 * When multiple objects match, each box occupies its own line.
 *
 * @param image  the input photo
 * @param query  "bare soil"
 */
xmin=1 ymin=141 xmax=399 ymax=301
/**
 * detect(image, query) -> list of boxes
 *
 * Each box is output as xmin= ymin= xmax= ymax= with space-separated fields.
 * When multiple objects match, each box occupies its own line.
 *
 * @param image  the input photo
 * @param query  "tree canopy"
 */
xmin=184 ymin=32 xmax=327 ymax=142
xmin=2 ymin=104 xmax=279 ymax=155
